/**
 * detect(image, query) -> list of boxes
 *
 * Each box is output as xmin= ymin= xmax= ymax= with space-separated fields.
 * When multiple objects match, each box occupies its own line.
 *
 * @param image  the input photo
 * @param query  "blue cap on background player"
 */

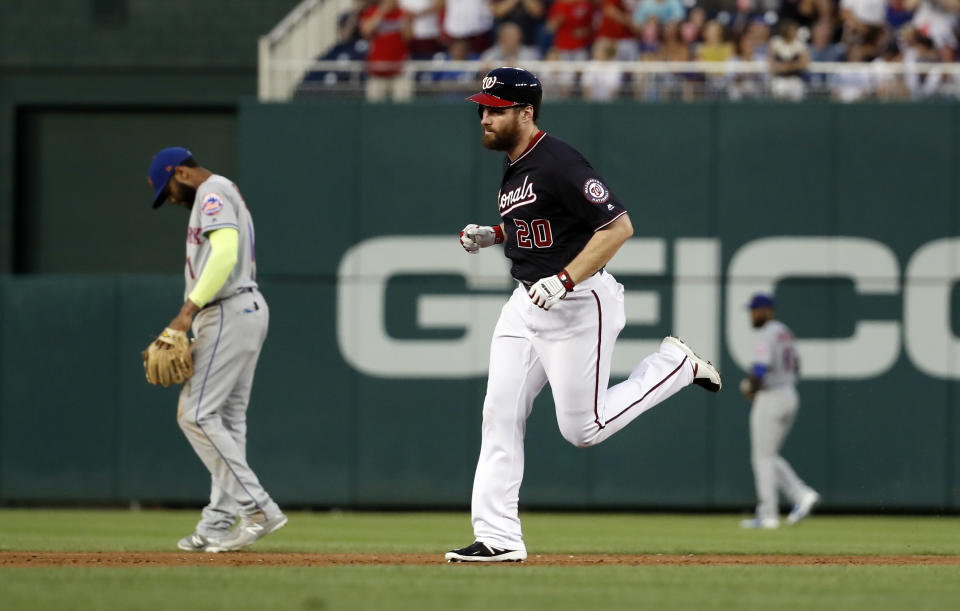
xmin=467 ymin=67 xmax=542 ymax=112
xmin=748 ymin=294 xmax=776 ymax=310
xmin=148 ymin=146 xmax=192 ymax=209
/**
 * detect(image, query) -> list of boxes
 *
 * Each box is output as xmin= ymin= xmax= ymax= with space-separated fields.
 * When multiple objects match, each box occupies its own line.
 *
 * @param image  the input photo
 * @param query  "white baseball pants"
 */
xmin=749 ymin=386 xmax=813 ymax=521
xmin=471 ymin=271 xmax=696 ymax=550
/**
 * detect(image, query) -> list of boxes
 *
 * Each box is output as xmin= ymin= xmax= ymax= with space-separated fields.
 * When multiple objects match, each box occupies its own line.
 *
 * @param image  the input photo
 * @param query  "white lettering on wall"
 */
xmin=904 ymin=238 xmax=960 ymax=378
xmin=726 ymin=237 xmax=900 ymax=379
xmin=338 ymin=235 xmax=960 ymax=380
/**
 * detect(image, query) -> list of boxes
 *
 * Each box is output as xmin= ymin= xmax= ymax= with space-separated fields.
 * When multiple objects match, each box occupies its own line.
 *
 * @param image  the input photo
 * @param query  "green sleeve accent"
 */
xmin=188 ymin=228 xmax=239 ymax=307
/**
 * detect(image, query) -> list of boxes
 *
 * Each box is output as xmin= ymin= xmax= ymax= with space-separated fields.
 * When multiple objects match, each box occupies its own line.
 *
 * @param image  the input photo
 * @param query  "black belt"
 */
xmin=518 ymin=269 xmax=604 ymax=290
xmin=206 ymin=287 xmax=255 ymax=308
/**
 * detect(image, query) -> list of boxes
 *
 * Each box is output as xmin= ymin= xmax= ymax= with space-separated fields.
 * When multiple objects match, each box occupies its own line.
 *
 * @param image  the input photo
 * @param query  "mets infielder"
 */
xmin=739 ymin=293 xmax=819 ymax=529
xmin=147 ymin=147 xmax=287 ymax=552
xmin=445 ymin=68 xmax=722 ymax=562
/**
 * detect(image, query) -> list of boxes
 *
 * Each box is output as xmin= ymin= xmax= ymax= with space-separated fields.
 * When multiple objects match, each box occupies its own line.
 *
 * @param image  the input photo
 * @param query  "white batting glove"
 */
xmin=459 ymin=224 xmax=504 ymax=254
xmin=459 ymin=225 xmax=480 ymax=253
xmin=528 ymin=270 xmax=576 ymax=310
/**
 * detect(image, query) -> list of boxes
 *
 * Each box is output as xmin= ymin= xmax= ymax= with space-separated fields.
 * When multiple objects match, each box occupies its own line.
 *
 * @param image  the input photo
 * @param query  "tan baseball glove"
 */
xmin=142 ymin=327 xmax=193 ymax=387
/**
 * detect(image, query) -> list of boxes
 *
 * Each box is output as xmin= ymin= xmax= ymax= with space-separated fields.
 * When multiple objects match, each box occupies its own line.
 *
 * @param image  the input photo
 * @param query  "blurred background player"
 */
xmin=739 ymin=293 xmax=820 ymax=529
xmin=147 ymin=147 xmax=286 ymax=552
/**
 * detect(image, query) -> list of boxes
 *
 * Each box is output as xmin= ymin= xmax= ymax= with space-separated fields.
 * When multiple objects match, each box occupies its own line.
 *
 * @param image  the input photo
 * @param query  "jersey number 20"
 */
xmin=514 ymin=219 xmax=554 ymax=248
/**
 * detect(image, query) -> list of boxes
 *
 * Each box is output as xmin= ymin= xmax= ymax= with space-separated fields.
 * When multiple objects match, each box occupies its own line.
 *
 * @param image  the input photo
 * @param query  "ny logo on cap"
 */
xmin=482 ymin=76 xmax=498 ymax=90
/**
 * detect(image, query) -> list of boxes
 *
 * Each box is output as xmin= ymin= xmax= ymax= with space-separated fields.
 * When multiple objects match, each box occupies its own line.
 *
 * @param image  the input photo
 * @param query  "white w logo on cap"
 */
xmin=482 ymin=76 xmax=498 ymax=90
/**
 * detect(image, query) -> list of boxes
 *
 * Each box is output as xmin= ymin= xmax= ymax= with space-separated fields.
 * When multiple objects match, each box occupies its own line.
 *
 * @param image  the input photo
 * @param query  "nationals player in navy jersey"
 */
xmin=446 ymin=68 xmax=723 ymax=562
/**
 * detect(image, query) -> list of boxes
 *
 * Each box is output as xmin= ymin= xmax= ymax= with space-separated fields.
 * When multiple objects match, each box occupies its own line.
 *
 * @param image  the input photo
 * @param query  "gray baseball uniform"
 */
xmin=176 ymin=175 xmax=282 ymax=537
xmin=749 ymin=319 xmax=815 ymax=522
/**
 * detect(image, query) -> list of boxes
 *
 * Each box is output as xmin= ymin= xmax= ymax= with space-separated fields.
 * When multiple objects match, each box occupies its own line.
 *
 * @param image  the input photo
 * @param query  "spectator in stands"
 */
xmin=596 ymin=0 xmax=640 ymax=60
xmin=638 ymin=16 xmax=662 ymax=57
xmin=840 ymin=0 xmax=890 ymax=60
xmin=326 ymin=0 xmax=372 ymax=58
xmin=726 ymin=33 xmax=765 ymax=99
xmin=722 ymin=0 xmax=763 ymax=44
xmin=656 ymin=19 xmax=693 ymax=60
xmin=299 ymin=1 xmax=372 ymax=94
xmin=547 ymin=0 xmax=597 ymax=61
xmin=338 ymin=0 xmax=367 ymax=47
xmin=480 ymin=21 xmax=541 ymax=68
xmin=768 ymin=19 xmax=810 ymax=99
xmin=488 ymin=0 xmax=547 ymax=46
xmin=779 ymin=0 xmax=832 ymax=31
xmin=444 ymin=0 xmax=495 ymax=59
xmin=582 ymin=39 xmax=625 ymax=100
xmin=542 ymin=0 xmax=595 ymax=98
xmin=744 ymin=18 xmax=772 ymax=60
xmin=901 ymin=22 xmax=942 ymax=60
xmin=910 ymin=0 xmax=959 ymax=61
xmin=681 ymin=6 xmax=707 ymax=46
xmin=735 ymin=30 xmax=757 ymax=64
xmin=428 ymin=27 xmax=478 ymax=93
xmin=808 ymin=19 xmax=846 ymax=61
xmin=873 ymin=40 xmax=909 ymax=99
xmin=887 ymin=0 xmax=916 ymax=30
xmin=539 ymin=47 xmax=575 ymax=98
xmin=698 ymin=20 xmax=734 ymax=97
xmin=698 ymin=20 xmax=734 ymax=62
xmin=399 ymin=0 xmax=443 ymax=59
xmin=901 ymin=24 xmax=944 ymax=97
xmin=360 ymin=0 xmax=412 ymax=102
xmin=655 ymin=19 xmax=695 ymax=99
xmin=634 ymin=0 xmax=686 ymax=25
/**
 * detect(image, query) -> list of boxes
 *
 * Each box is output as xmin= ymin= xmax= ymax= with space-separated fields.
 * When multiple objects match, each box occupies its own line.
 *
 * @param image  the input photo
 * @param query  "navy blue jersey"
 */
xmin=497 ymin=132 xmax=628 ymax=283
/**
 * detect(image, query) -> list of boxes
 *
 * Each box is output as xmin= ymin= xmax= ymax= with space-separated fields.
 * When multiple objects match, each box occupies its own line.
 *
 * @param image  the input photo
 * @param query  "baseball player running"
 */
xmin=146 ymin=147 xmax=286 ymax=552
xmin=739 ymin=293 xmax=819 ymax=529
xmin=445 ymin=68 xmax=722 ymax=562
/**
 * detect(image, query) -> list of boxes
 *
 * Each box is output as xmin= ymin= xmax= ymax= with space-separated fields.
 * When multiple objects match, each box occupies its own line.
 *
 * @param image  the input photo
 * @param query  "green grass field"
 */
xmin=1 ymin=509 xmax=958 ymax=610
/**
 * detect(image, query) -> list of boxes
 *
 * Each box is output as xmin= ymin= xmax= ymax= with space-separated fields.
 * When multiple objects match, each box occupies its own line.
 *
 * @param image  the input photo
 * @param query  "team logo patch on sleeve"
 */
xmin=583 ymin=179 xmax=611 ymax=204
xmin=201 ymin=193 xmax=224 ymax=216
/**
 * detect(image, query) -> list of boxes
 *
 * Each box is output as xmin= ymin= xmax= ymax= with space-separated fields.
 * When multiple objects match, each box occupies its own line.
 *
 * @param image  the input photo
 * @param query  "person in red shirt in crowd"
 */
xmin=360 ymin=0 xmax=413 ymax=102
xmin=595 ymin=0 xmax=639 ymax=60
xmin=546 ymin=0 xmax=597 ymax=61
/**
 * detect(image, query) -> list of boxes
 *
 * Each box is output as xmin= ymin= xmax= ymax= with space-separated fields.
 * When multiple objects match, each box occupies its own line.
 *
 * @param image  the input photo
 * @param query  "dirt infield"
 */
xmin=2 ymin=551 xmax=959 ymax=567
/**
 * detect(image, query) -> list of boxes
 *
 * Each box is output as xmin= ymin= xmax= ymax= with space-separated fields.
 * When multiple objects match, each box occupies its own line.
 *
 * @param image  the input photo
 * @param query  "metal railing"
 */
xmin=264 ymin=58 xmax=960 ymax=102
xmin=257 ymin=1 xmax=960 ymax=102
xmin=258 ymin=0 xmax=354 ymax=101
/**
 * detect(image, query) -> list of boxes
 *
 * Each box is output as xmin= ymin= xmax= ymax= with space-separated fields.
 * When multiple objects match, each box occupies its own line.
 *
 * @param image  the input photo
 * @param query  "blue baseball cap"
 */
xmin=748 ymin=293 xmax=776 ymax=310
xmin=148 ymin=147 xmax=192 ymax=208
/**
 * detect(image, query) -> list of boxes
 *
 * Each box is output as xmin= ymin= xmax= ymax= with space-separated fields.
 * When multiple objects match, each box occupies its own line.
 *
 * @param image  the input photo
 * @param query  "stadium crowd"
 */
xmin=304 ymin=0 xmax=960 ymax=101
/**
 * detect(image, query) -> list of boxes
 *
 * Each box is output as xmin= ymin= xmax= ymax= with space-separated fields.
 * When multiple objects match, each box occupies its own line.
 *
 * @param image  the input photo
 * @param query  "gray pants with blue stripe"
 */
xmin=750 ymin=386 xmax=812 ymax=521
xmin=177 ymin=289 xmax=281 ymax=537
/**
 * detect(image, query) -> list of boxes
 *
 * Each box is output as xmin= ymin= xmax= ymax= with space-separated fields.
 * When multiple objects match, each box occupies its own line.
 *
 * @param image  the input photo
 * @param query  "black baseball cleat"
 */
xmin=445 ymin=541 xmax=527 ymax=562
xmin=664 ymin=336 xmax=722 ymax=392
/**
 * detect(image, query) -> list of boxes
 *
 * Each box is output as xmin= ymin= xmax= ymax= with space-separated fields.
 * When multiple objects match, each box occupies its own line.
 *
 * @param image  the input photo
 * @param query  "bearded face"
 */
xmin=750 ymin=308 xmax=772 ymax=328
xmin=167 ymin=178 xmax=197 ymax=207
xmin=480 ymin=106 xmax=525 ymax=152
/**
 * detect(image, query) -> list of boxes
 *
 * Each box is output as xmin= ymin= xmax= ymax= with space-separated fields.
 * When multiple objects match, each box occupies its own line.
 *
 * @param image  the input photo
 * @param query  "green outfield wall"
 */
xmin=1 ymin=101 xmax=959 ymax=511
xmin=0 ymin=0 xmax=294 ymax=273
